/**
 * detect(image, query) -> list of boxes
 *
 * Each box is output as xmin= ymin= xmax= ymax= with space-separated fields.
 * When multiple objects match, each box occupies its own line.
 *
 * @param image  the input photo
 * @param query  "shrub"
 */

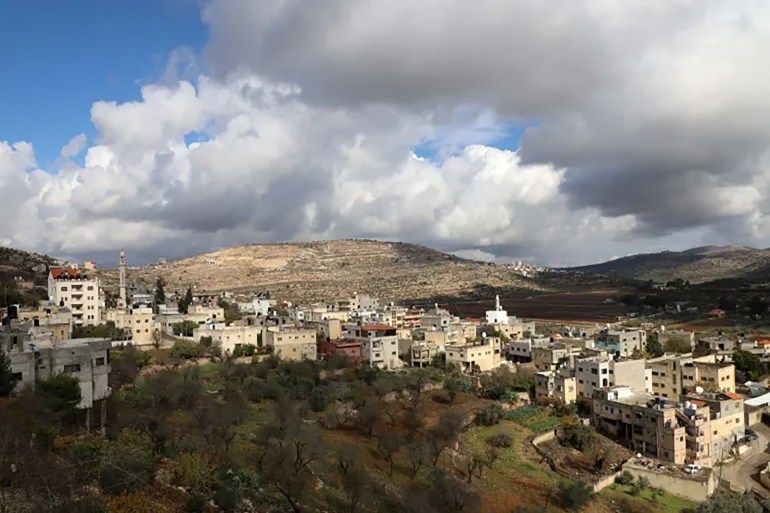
xmin=245 ymin=377 xmax=265 ymax=402
xmin=309 ymin=385 xmax=335 ymax=412
xmin=559 ymin=421 xmax=596 ymax=452
xmin=186 ymin=494 xmax=205 ymax=513
xmin=171 ymin=340 xmax=202 ymax=359
xmin=614 ymin=470 xmax=635 ymax=486
xmin=475 ymin=403 xmax=504 ymax=426
xmin=558 ymin=480 xmax=594 ymax=510
xmin=486 ymin=433 xmax=513 ymax=448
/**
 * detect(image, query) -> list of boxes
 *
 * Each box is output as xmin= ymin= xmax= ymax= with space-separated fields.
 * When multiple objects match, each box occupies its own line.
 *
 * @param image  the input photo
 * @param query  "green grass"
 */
xmin=601 ymin=484 xmax=696 ymax=513
xmin=505 ymin=405 xmax=561 ymax=433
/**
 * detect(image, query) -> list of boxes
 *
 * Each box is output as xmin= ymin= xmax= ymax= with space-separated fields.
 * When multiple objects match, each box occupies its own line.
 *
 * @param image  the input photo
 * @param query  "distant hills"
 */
xmin=100 ymin=240 xmax=547 ymax=303
xmin=569 ymin=245 xmax=770 ymax=284
xmin=0 ymin=246 xmax=53 ymax=284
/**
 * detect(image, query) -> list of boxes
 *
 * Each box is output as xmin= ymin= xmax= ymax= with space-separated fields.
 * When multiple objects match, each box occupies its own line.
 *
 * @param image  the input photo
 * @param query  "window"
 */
xmin=95 ymin=357 xmax=105 ymax=366
xmin=87 ymin=286 xmax=94 ymax=290
xmin=12 ymin=372 xmax=22 ymax=381
xmin=63 ymin=364 xmax=81 ymax=373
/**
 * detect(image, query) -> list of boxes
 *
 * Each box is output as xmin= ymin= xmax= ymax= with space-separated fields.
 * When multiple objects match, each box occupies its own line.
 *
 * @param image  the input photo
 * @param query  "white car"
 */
xmin=684 ymin=464 xmax=701 ymax=474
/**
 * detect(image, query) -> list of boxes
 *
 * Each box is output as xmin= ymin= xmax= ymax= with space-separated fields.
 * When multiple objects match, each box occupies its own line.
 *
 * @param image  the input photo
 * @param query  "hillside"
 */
xmin=101 ymin=240 xmax=547 ymax=302
xmin=569 ymin=245 xmax=770 ymax=284
xmin=0 ymin=246 xmax=54 ymax=285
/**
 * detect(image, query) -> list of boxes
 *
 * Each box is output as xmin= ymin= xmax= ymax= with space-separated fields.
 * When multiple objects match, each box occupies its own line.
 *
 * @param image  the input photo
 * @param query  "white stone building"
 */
xmin=47 ymin=268 xmax=102 ymax=326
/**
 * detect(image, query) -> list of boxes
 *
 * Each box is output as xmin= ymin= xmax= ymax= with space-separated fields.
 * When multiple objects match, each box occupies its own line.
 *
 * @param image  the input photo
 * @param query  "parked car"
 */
xmin=684 ymin=464 xmax=702 ymax=474
xmin=745 ymin=428 xmax=759 ymax=442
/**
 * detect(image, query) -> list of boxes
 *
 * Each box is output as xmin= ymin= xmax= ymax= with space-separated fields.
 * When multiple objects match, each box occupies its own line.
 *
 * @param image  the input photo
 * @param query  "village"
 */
xmin=4 ymin=250 xmax=770 ymax=512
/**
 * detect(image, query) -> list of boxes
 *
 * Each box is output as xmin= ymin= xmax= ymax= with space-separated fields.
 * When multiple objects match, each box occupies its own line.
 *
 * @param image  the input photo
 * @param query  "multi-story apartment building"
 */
xmin=194 ymin=324 xmax=261 ymax=355
xmin=356 ymin=324 xmax=400 ymax=370
xmin=105 ymin=305 xmax=157 ymax=346
xmin=574 ymin=355 xmax=647 ymax=399
xmin=445 ymin=337 xmax=502 ymax=373
xmin=593 ymin=329 xmax=646 ymax=356
xmin=531 ymin=343 xmax=578 ymax=372
xmin=593 ymin=386 xmax=745 ymax=467
xmin=683 ymin=392 xmax=745 ymax=462
xmin=535 ymin=371 xmax=577 ymax=404
xmin=409 ymin=341 xmax=440 ymax=368
xmin=47 ymin=268 xmax=102 ymax=326
xmin=265 ymin=327 xmax=317 ymax=361
xmin=317 ymin=339 xmax=362 ymax=364
xmin=593 ymin=387 xmax=688 ymax=465
xmin=305 ymin=318 xmax=343 ymax=342
xmin=648 ymin=354 xmax=735 ymax=399
xmin=1 ymin=330 xmax=111 ymax=430
xmin=506 ymin=336 xmax=550 ymax=362
xmin=420 ymin=306 xmax=455 ymax=330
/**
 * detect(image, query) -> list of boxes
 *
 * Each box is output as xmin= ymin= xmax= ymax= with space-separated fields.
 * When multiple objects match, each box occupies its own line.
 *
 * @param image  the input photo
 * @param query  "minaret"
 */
xmin=495 ymin=294 xmax=501 ymax=311
xmin=118 ymin=249 xmax=127 ymax=310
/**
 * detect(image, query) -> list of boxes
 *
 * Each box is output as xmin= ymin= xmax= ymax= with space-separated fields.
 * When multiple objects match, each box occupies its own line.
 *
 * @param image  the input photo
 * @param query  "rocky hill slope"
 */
xmin=569 ymin=245 xmax=770 ymax=284
xmin=0 ymin=246 xmax=54 ymax=284
xmin=101 ymin=240 xmax=545 ymax=303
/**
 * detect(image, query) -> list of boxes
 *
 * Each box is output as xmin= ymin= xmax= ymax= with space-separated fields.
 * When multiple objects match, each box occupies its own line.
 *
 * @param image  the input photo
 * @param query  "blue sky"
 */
xmin=0 ymin=0 xmax=206 ymax=167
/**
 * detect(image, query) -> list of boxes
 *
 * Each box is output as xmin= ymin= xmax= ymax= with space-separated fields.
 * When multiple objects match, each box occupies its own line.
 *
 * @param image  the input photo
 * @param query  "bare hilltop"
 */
xmin=569 ymin=245 xmax=770 ymax=284
xmin=101 ymin=240 xmax=544 ymax=302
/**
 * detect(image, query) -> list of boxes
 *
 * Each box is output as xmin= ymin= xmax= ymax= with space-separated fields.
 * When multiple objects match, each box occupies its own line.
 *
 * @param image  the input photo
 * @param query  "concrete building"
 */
xmin=683 ymin=392 xmax=745 ymax=462
xmin=306 ymin=318 xmax=343 ymax=342
xmin=1 ymin=331 xmax=111 ymax=430
xmin=574 ymin=355 xmax=647 ymax=399
xmin=594 ymin=328 xmax=646 ymax=356
xmin=265 ymin=327 xmax=317 ymax=361
xmin=18 ymin=306 xmax=73 ymax=341
xmin=593 ymin=386 xmax=744 ymax=467
xmin=105 ymin=306 xmax=157 ymax=346
xmin=420 ymin=306 xmax=455 ymax=330
xmin=648 ymin=354 xmax=735 ymax=400
xmin=535 ymin=372 xmax=577 ymax=404
xmin=317 ymin=339 xmax=362 ymax=365
xmin=506 ymin=336 xmax=550 ymax=362
xmin=194 ymin=324 xmax=261 ymax=355
xmin=531 ymin=343 xmax=578 ymax=373
xmin=409 ymin=341 xmax=440 ymax=368
xmin=47 ymin=268 xmax=102 ymax=326
xmin=355 ymin=324 xmax=400 ymax=370
xmin=592 ymin=387 xmax=688 ymax=465
xmin=445 ymin=336 xmax=502 ymax=374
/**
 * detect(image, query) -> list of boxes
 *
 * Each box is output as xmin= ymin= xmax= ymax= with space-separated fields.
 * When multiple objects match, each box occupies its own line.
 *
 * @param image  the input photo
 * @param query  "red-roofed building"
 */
xmin=708 ymin=308 xmax=726 ymax=319
xmin=318 ymin=339 xmax=362 ymax=365
xmin=47 ymin=268 xmax=102 ymax=326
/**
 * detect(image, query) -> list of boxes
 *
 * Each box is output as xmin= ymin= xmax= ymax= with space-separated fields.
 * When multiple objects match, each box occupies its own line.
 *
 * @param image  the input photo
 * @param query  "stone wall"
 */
xmin=623 ymin=462 xmax=716 ymax=502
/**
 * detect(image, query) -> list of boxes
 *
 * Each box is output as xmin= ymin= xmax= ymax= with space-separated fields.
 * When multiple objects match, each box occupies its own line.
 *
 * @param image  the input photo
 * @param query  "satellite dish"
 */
xmin=482 ymin=332 xmax=487 ymax=338
xmin=695 ymin=386 xmax=704 ymax=394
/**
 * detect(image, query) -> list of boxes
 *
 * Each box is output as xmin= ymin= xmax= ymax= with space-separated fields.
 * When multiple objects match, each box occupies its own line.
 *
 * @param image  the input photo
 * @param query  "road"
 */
xmin=722 ymin=423 xmax=770 ymax=497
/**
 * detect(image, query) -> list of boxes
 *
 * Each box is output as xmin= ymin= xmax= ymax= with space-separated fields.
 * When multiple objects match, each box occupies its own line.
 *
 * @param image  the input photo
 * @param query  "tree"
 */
xmin=406 ymin=440 xmax=430 ymax=478
xmin=559 ymin=421 xmax=597 ymax=452
xmin=378 ymin=432 xmax=402 ymax=476
xmin=358 ymin=398 xmax=383 ymax=437
xmin=558 ymin=480 xmax=594 ymax=510
xmin=37 ymin=374 xmax=81 ymax=426
xmin=0 ymin=346 xmax=15 ymax=397
xmin=178 ymin=286 xmax=193 ymax=314
xmin=154 ymin=277 xmax=166 ymax=306
xmin=342 ymin=465 xmax=368 ymax=513
xmin=444 ymin=376 xmax=461 ymax=405
xmin=663 ymin=337 xmax=692 ymax=354
xmin=409 ymin=469 xmax=481 ymax=513
xmin=734 ymin=350 xmax=767 ymax=382
xmin=646 ymin=337 xmax=664 ymax=358
xmin=172 ymin=320 xmax=199 ymax=337
xmin=694 ymin=491 xmax=765 ymax=513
